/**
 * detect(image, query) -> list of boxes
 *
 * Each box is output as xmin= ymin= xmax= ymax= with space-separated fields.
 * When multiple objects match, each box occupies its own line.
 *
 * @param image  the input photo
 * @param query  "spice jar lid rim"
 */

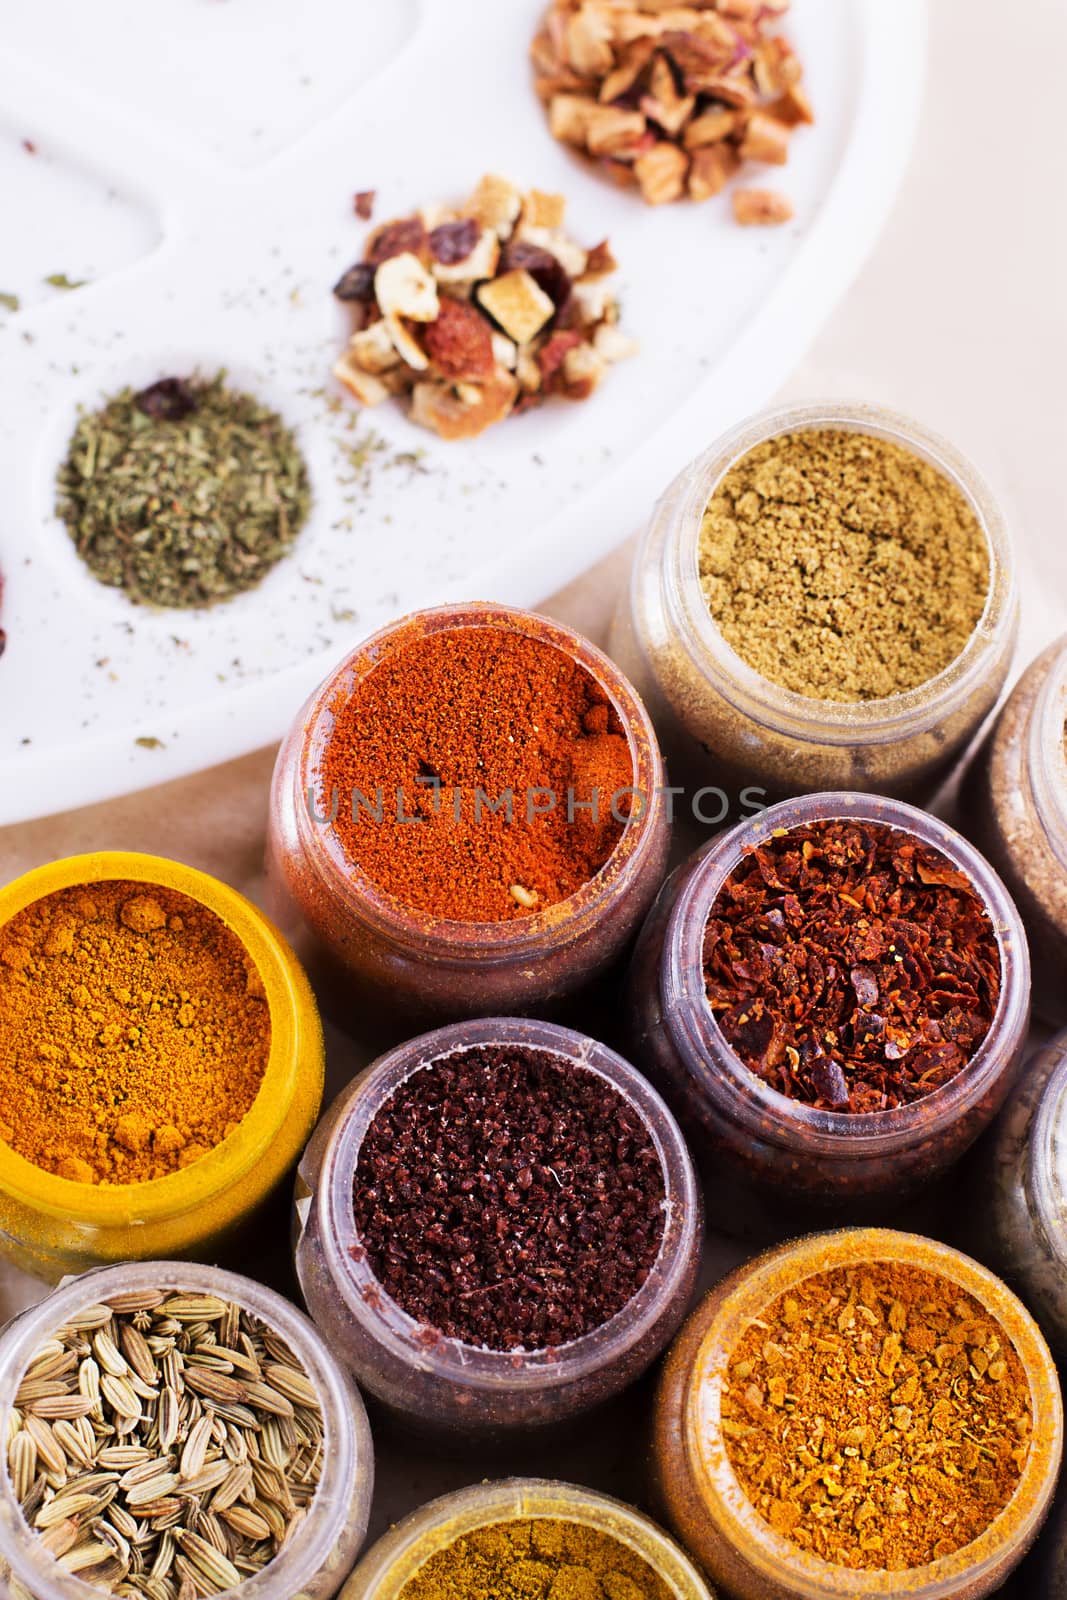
xmin=664 ymin=792 xmax=1030 ymax=1148
xmin=318 ymin=1016 xmax=701 ymax=1388
xmin=0 ymin=852 xmax=323 ymax=1222
xmin=684 ymin=1227 xmax=1062 ymax=1598
xmin=339 ymin=1477 xmax=712 ymax=1600
xmin=294 ymin=603 xmax=664 ymax=951
xmin=0 ymin=1259 xmax=371 ymax=1600
xmin=662 ymin=399 xmax=1017 ymax=743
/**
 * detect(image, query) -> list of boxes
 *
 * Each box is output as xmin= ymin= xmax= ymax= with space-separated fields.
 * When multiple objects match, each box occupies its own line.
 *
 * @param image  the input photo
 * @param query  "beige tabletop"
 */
xmin=1 ymin=0 xmax=1065 ymax=1580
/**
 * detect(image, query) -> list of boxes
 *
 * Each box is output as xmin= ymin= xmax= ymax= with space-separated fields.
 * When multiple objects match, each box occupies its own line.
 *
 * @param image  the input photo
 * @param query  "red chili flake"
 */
xmin=22 ymin=139 xmax=36 ymax=155
xmin=352 ymin=1044 xmax=666 ymax=1352
xmin=353 ymin=190 xmax=376 ymax=220
xmin=703 ymin=819 xmax=1001 ymax=1114
xmin=428 ymin=217 xmax=479 ymax=265
xmin=366 ymin=215 xmax=427 ymax=265
xmin=500 ymin=239 xmax=571 ymax=308
xmin=332 ymin=261 xmax=376 ymax=302
xmin=422 ymin=298 xmax=495 ymax=380
xmin=134 ymin=378 xmax=198 ymax=422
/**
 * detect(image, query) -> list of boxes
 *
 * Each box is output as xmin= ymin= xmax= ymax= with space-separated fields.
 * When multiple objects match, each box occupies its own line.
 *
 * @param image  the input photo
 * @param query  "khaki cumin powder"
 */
xmin=698 ymin=429 xmax=990 ymax=702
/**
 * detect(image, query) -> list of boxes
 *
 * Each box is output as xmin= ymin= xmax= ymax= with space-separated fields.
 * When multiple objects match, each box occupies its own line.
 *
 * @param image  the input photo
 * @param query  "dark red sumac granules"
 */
xmin=703 ymin=819 xmax=1001 ymax=1114
xmin=352 ymin=1044 xmax=667 ymax=1351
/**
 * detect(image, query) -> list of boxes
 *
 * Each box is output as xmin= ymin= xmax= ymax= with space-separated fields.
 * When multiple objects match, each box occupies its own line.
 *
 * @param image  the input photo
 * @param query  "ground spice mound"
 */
xmin=398 ymin=1517 xmax=674 ymax=1600
xmin=0 ymin=881 xmax=270 ymax=1184
xmin=704 ymin=819 xmax=1001 ymax=1113
xmin=720 ymin=1261 xmax=1033 ymax=1570
xmin=320 ymin=625 xmax=634 ymax=922
xmin=699 ymin=429 xmax=990 ymax=701
xmin=353 ymin=1045 xmax=666 ymax=1352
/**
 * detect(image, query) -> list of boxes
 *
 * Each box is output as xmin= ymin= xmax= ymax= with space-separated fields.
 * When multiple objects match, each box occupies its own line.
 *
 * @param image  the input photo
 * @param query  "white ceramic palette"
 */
xmin=0 ymin=0 xmax=924 ymax=825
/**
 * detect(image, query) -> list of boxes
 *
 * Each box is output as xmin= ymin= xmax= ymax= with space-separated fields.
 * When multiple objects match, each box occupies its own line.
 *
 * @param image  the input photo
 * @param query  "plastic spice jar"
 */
xmin=961 ymin=1028 xmax=1067 ymax=1360
xmin=609 ymin=400 xmax=1018 ymax=806
xmin=339 ymin=1480 xmax=714 ymax=1600
xmin=265 ymin=602 xmax=670 ymax=1032
xmin=653 ymin=1228 xmax=1062 ymax=1600
xmin=0 ymin=1260 xmax=374 ymax=1600
xmin=961 ymin=634 xmax=1067 ymax=1025
xmin=0 ymin=852 xmax=324 ymax=1282
xmin=294 ymin=1016 xmax=702 ymax=1441
xmin=626 ymin=793 xmax=1030 ymax=1211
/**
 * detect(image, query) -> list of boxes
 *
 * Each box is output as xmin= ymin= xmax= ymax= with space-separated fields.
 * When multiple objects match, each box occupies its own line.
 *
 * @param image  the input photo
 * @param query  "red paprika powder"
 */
xmin=318 ymin=622 xmax=635 ymax=922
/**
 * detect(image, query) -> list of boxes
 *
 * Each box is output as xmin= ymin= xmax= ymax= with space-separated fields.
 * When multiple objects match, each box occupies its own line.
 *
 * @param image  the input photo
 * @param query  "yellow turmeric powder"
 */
xmin=398 ymin=1518 xmax=675 ymax=1600
xmin=0 ymin=880 xmax=271 ymax=1185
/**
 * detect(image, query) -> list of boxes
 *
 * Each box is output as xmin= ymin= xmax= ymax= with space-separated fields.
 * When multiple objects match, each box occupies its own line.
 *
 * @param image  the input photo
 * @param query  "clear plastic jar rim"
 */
xmin=1026 ymin=1029 xmax=1067 ymax=1256
xmin=318 ymin=1017 xmax=701 ymax=1392
xmin=685 ymin=1228 xmax=1063 ymax=1600
xmin=0 ymin=1261 xmax=372 ymax=1600
xmin=340 ymin=1478 xmax=713 ymax=1599
xmin=0 ymin=852 xmax=320 ymax=1225
xmin=292 ymin=603 xmax=666 ymax=960
xmin=664 ymin=792 xmax=1031 ymax=1156
xmin=659 ymin=399 xmax=1017 ymax=747
xmin=1027 ymin=632 xmax=1067 ymax=873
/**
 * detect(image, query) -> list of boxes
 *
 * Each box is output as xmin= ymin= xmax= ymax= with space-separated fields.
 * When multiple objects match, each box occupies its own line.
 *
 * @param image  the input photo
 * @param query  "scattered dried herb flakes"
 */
xmin=721 ymin=1261 xmax=1032 ymax=1570
xmin=353 ymin=1045 xmax=666 ymax=1352
xmin=532 ymin=0 xmax=810 ymax=213
xmin=699 ymin=430 xmax=991 ymax=702
xmin=45 ymin=272 xmax=87 ymax=290
xmin=56 ymin=374 xmax=311 ymax=609
xmin=332 ymin=174 xmax=636 ymax=440
xmin=5 ymin=1290 xmax=325 ymax=1597
xmin=0 ymin=293 xmax=19 ymax=313
xmin=704 ymin=819 xmax=1001 ymax=1113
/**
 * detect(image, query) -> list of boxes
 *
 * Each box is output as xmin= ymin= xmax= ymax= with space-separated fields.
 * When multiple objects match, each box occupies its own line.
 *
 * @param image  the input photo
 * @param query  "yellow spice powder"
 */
xmin=699 ymin=429 xmax=990 ymax=702
xmin=0 ymin=880 xmax=270 ymax=1184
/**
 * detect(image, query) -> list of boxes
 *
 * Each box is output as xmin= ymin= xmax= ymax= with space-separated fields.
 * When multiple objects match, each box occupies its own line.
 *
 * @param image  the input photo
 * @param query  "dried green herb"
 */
xmin=44 ymin=273 xmax=86 ymax=290
xmin=0 ymin=293 xmax=19 ymax=313
xmin=56 ymin=374 xmax=312 ymax=609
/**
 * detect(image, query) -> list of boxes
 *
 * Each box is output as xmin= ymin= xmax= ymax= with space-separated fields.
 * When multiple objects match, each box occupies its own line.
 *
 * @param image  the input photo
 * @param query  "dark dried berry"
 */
xmin=500 ymin=240 xmax=571 ymax=308
xmin=366 ymin=215 xmax=427 ymax=265
xmin=428 ymin=218 xmax=479 ymax=266
xmin=332 ymin=262 xmax=376 ymax=302
xmin=134 ymin=378 xmax=198 ymax=423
